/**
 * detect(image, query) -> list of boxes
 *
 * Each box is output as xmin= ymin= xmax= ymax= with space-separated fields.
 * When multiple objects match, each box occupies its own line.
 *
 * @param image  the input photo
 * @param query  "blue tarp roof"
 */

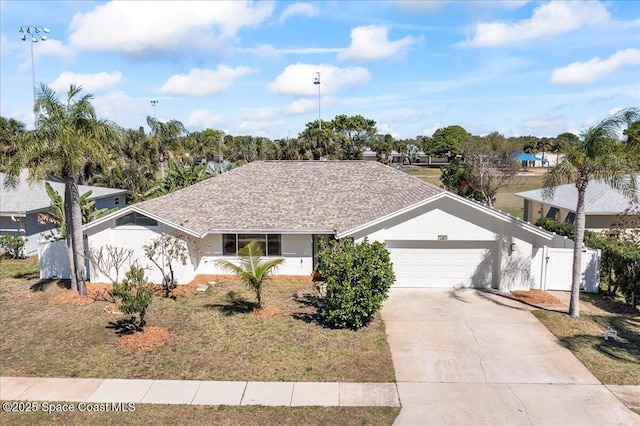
xmin=510 ymin=152 xmax=548 ymax=162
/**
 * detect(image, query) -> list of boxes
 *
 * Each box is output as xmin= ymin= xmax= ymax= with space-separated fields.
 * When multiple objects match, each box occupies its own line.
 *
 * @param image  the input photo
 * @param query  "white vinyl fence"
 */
xmin=38 ymin=238 xmax=71 ymax=280
xmin=533 ymin=247 xmax=600 ymax=293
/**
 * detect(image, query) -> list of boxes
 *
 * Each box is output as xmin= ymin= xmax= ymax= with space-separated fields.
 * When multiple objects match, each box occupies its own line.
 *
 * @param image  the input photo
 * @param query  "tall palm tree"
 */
xmin=543 ymin=107 xmax=640 ymax=317
xmin=216 ymin=241 xmax=284 ymax=310
xmin=146 ymin=116 xmax=186 ymax=179
xmin=4 ymin=84 xmax=121 ymax=295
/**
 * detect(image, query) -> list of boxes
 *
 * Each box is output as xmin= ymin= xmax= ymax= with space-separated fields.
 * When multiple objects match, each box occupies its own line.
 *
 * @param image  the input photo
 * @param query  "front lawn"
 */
xmin=0 ymin=257 xmax=395 ymax=383
xmin=0 ymin=405 xmax=400 ymax=426
xmin=533 ymin=293 xmax=639 ymax=385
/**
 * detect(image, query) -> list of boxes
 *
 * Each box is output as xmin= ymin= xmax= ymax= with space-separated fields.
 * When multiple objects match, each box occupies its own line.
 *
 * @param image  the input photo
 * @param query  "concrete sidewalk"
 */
xmin=0 ymin=377 xmax=400 ymax=407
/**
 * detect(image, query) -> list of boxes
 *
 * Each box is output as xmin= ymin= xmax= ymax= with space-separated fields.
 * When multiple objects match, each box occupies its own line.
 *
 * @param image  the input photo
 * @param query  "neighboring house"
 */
xmin=515 ymin=175 xmax=640 ymax=231
xmin=1 ymin=170 xmax=129 ymax=254
xmin=76 ymin=161 xmax=595 ymax=292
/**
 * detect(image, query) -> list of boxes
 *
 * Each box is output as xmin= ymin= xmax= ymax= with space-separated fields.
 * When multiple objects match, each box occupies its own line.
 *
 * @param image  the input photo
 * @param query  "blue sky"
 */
xmin=1 ymin=1 xmax=638 ymax=140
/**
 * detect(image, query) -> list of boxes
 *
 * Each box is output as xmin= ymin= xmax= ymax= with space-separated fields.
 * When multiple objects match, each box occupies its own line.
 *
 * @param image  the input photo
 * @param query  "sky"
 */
xmin=1 ymin=0 xmax=639 ymax=141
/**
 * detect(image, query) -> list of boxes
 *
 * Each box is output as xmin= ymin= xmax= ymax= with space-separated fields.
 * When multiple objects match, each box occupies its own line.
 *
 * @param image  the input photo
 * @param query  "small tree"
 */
xmin=109 ymin=264 xmax=154 ymax=331
xmin=0 ymin=235 xmax=26 ymax=259
xmin=88 ymin=245 xmax=134 ymax=286
xmin=216 ymin=241 xmax=284 ymax=310
xmin=315 ymin=238 xmax=395 ymax=330
xmin=143 ymin=233 xmax=189 ymax=297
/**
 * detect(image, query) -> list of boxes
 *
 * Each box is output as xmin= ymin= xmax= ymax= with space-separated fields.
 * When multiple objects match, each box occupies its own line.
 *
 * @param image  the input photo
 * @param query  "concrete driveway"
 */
xmin=382 ymin=288 xmax=640 ymax=426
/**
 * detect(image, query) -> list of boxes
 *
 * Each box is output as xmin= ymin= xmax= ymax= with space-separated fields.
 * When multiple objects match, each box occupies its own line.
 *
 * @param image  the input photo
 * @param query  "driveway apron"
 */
xmin=381 ymin=288 xmax=639 ymax=426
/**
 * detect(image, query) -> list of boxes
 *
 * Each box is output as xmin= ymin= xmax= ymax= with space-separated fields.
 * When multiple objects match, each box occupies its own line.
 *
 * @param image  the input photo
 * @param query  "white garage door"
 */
xmin=389 ymin=246 xmax=496 ymax=288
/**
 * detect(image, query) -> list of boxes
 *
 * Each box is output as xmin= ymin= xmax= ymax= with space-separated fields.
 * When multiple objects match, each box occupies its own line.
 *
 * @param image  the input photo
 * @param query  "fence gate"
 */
xmin=541 ymin=247 xmax=600 ymax=293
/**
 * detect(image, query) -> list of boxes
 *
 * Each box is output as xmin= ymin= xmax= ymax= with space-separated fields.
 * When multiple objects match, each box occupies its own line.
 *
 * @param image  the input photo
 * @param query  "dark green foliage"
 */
xmin=534 ymin=218 xmax=576 ymax=239
xmin=109 ymin=265 xmax=154 ymax=330
xmin=0 ymin=235 xmax=26 ymax=259
xmin=315 ymin=238 xmax=395 ymax=329
xmin=440 ymin=160 xmax=483 ymax=202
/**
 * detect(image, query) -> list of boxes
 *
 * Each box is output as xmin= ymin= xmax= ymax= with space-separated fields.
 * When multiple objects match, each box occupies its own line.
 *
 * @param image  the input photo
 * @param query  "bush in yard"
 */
xmin=0 ymin=235 xmax=26 ymax=259
xmin=109 ymin=265 xmax=154 ymax=332
xmin=316 ymin=238 xmax=395 ymax=329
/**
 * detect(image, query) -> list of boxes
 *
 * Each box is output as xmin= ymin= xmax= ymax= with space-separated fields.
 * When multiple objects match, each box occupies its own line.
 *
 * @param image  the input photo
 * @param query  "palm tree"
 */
xmin=146 ymin=116 xmax=187 ymax=179
xmin=543 ymin=107 xmax=640 ymax=317
xmin=4 ymin=84 xmax=121 ymax=295
xmin=216 ymin=241 xmax=284 ymax=310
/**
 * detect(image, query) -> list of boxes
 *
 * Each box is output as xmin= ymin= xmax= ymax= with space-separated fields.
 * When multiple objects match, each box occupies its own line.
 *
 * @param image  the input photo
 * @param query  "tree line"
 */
xmin=1 ymin=84 xmax=638 ymax=316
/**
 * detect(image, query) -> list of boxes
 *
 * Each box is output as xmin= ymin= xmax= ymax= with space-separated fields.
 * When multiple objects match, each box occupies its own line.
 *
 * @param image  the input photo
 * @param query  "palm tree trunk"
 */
xmin=64 ymin=184 xmax=78 ymax=292
xmin=569 ymin=176 xmax=588 ymax=317
xmin=67 ymin=177 xmax=87 ymax=296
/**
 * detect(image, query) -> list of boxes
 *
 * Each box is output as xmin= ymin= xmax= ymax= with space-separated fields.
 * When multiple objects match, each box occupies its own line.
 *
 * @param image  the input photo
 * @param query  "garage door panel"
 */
xmin=389 ymin=246 xmax=495 ymax=288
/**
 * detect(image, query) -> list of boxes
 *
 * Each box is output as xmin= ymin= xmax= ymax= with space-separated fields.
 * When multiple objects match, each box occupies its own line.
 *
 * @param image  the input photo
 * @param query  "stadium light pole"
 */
xmin=313 ymin=72 xmax=321 ymax=130
xmin=150 ymin=100 xmax=158 ymax=119
xmin=19 ymin=25 xmax=49 ymax=129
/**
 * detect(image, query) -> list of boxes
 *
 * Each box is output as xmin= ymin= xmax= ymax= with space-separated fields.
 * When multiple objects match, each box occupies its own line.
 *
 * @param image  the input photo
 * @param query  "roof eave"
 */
xmin=338 ymin=191 xmax=554 ymax=241
xmin=83 ymin=205 xmax=201 ymax=238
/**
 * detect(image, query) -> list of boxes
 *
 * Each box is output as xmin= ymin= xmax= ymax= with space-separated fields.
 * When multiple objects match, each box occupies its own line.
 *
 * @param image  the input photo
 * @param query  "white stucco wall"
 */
xmin=195 ymin=233 xmax=314 ymax=277
xmin=87 ymin=220 xmax=195 ymax=284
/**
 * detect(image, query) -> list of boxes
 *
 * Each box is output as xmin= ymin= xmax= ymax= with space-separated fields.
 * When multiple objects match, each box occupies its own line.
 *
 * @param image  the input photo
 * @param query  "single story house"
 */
xmin=77 ymin=161 xmax=595 ymax=292
xmin=1 ymin=170 xmax=129 ymax=254
xmin=515 ymin=175 xmax=640 ymax=231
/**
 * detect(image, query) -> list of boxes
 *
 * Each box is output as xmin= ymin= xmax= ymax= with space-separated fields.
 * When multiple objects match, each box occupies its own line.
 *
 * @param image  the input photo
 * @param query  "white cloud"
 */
xmin=468 ymin=1 xmax=610 ymax=47
xmin=279 ymin=3 xmax=318 ymax=24
xmin=338 ymin=25 xmax=418 ymax=61
xmin=551 ymin=49 xmax=640 ymax=84
xmin=158 ymin=65 xmax=257 ymax=97
xmin=283 ymin=96 xmax=338 ymax=115
xmin=422 ymin=122 xmax=442 ymax=137
xmin=37 ymin=39 xmax=76 ymax=62
xmin=520 ymin=113 xmax=568 ymax=136
xmin=236 ymin=45 xmax=344 ymax=57
xmin=68 ymin=1 xmax=274 ymax=55
xmin=236 ymin=119 xmax=286 ymax=137
xmin=184 ymin=109 xmax=226 ymax=129
xmin=268 ymin=63 xmax=371 ymax=96
xmin=92 ymin=91 xmax=146 ymax=126
xmin=49 ymin=71 xmax=123 ymax=93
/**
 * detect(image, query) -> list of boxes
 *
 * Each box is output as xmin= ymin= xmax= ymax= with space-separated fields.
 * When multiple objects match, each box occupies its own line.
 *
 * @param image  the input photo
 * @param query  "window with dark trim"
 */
xmin=222 ymin=234 xmax=281 ymax=256
xmin=115 ymin=212 xmax=158 ymax=227
xmin=545 ymin=207 xmax=559 ymax=219
xmin=564 ymin=212 xmax=576 ymax=224
xmin=114 ymin=196 xmax=120 ymax=206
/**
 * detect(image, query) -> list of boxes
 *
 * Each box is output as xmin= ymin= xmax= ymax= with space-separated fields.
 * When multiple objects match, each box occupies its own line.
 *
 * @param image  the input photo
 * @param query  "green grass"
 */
xmin=533 ymin=293 xmax=639 ymax=385
xmin=0 ymin=257 xmax=395 ymax=382
xmin=0 ymin=255 xmax=39 ymax=280
xmin=0 ymin=405 xmax=400 ymax=426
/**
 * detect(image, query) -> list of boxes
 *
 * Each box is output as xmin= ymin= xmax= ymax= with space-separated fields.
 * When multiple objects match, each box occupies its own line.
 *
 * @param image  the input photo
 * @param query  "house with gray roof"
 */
xmin=1 ymin=170 xmax=129 ymax=254
xmin=515 ymin=175 xmax=640 ymax=231
xmin=76 ymin=161 xmax=597 ymax=292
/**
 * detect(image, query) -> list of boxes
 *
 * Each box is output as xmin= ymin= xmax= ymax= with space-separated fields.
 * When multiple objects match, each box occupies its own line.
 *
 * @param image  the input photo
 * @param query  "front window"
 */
xmin=545 ymin=207 xmax=559 ymax=219
xmin=222 ymin=234 xmax=281 ymax=256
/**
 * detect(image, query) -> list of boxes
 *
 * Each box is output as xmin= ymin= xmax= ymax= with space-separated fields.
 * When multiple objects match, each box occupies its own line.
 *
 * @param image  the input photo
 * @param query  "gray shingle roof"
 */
xmin=1 ymin=170 xmax=129 ymax=216
xmin=515 ymin=175 xmax=640 ymax=214
xmin=134 ymin=161 xmax=444 ymax=235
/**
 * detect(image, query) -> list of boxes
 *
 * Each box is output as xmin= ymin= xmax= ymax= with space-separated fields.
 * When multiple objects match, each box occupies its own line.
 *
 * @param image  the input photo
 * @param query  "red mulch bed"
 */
xmin=117 ymin=326 xmax=169 ymax=350
xmin=511 ymin=289 xmax=562 ymax=305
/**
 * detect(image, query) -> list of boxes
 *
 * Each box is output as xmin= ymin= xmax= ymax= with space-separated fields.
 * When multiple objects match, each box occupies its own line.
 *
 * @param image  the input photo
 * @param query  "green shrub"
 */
xmin=316 ymin=238 xmax=395 ymax=329
xmin=109 ymin=265 xmax=154 ymax=331
xmin=0 ymin=235 xmax=26 ymax=259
